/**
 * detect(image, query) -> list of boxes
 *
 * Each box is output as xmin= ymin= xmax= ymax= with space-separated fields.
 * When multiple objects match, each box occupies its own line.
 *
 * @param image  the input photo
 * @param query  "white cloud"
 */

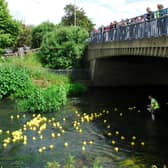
xmin=6 ymin=0 xmax=168 ymax=27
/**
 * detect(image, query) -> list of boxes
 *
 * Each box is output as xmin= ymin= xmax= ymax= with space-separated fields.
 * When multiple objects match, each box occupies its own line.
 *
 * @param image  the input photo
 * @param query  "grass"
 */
xmin=0 ymin=53 xmax=70 ymax=88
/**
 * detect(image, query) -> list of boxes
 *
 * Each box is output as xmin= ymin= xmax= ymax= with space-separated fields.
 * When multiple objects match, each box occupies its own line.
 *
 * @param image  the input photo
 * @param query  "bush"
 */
xmin=0 ymin=48 xmax=4 ymax=55
xmin=32 ymin=21 xmax=55 ymax=48
xmin=0 ymin=65 xmax=32 ymax=100
xmin=17 ymin=85 xmax=67 ymax=113
xmin=40 ymin=26 xmax=89 ymax=69
xmin=68 ymin=83 xmax=87 ymax=96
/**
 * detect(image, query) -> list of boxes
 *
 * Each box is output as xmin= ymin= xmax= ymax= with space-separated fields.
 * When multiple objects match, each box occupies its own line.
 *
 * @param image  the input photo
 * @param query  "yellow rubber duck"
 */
xmin=64 ymin=142 xmax=68 ymax=147
xmin=49 ymin=145 xmax=54 ymax=150
xmin=140 ymin=141 xmax=145 ymax=146
xmin=131 ymin=141 xmax=135 ymax=146
xmin=114 ymin=147 xmax=119 ymax=152
xmin=82 ymin=146 xmax=86 ymax=151
xmin=111 ymin=140 xmax=116 ymax=145
xmin=132 ymin=136 xmax=136 ymax=140
xmin=120 ymin=136 xmax=125 ymax=140
xmin=38 ymin=148 xmax=43 ymax=153
xmin=10 ymin=115 xmax=14 ymax=120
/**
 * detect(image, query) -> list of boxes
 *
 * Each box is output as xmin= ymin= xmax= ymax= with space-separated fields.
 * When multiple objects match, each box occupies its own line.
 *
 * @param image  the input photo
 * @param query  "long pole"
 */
xmin=74 ymin=0 xmax=76 ymax=26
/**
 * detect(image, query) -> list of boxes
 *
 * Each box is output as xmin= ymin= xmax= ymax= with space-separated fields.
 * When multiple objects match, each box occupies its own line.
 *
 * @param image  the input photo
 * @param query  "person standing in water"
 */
xmin=147 ymin=95 xmax=160 ymax=120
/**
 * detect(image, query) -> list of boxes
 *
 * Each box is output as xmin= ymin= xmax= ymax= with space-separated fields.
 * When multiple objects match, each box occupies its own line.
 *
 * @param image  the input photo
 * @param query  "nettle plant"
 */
xmin=0 ymin=65 xmax=32 ymax=100
xmin=17 ymin=85 xmax=67 ymax=113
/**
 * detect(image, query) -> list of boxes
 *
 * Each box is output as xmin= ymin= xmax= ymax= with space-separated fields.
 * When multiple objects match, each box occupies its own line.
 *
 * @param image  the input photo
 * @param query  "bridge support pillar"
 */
xmin=89 ymin=59 xmax=96 ymax=81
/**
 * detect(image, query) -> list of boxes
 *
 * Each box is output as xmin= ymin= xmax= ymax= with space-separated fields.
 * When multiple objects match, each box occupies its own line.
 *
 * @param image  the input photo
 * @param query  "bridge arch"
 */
xmin=88 ymin=55 xmax=168 ymax=86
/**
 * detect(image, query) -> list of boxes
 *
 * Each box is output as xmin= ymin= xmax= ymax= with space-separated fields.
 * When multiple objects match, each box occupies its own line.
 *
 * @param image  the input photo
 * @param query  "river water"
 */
xmin=0 ymin=86 xmax=168 ymax=168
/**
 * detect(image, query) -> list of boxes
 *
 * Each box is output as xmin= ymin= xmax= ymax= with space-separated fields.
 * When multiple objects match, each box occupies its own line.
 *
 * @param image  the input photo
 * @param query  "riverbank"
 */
xmin=0 ymin=53 xmax=87 ymax=113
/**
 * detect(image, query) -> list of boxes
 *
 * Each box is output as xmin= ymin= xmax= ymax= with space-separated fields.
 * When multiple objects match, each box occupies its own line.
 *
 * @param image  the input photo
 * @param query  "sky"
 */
xmin=6 ymin=0 xmax=168 ymax=28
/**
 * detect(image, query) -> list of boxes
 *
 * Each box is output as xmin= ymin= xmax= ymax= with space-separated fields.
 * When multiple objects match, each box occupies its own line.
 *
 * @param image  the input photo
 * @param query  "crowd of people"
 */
xmin=93 ymin=4 xmax=168 ymax=34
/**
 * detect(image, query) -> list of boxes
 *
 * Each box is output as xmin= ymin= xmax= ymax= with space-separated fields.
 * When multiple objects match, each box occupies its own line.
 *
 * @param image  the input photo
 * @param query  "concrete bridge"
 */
xmin=87 ymin=16 xmax=168 ymax=86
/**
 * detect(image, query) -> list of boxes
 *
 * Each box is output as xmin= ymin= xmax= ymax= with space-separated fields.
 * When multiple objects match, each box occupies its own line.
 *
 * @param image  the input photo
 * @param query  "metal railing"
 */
xmin=90 ymin=16 xmax=168 ymax=43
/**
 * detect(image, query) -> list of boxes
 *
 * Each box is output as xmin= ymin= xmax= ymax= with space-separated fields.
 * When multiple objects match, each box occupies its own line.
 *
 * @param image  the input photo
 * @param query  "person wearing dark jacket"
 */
xmin=144 ymin=7 xmax=154 ymax=21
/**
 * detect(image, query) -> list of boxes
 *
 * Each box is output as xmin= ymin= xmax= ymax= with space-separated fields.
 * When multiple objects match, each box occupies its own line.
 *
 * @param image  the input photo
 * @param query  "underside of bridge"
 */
xmin=91 ymin=56 xmax=168 ymax=86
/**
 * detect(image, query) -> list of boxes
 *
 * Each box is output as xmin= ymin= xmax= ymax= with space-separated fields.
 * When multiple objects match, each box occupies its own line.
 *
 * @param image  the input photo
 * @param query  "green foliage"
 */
xmin=44 ymin=157 xmax=104 ymax=168
xmin=68 ymin=83 xmax=87 ymax=96
xmin=93 ymin=160 xmax=103 ymax=168
xmin=45 ymin=161 xmax=60 ymax=168
xmin=119 ymin=159 xmax=145 ymax=168
xmin=0 ymin=0 xmax=20 ymax=49
xmin=15 ymin=23 xmax=32 ymax=48
xmin=0 ymin=48 xmax=4 ymax=55
xmin=0 ymin=63 xmax=68 ymax=113
xmin=31 ymin=21 xmax=55 ymax=48
xmin=40 ymin=26 xmax=89 ymax=69
xmin=3 ymin=52 xmax=70 ymax=86
xmin=0 ymin=53 xmax=85 ymax=113
xmin=61 ymin=4 xmax=94 ymax=33
xmin=4 ymin=52 xmax=42 ymax=69
xmin=64 ymin=154 xmax=75 ymax=168
xmin=30 ymin=68 xmax=70 ymax=87
xmin=0 ymin=65 xmax=32 ymax=100
xmin=17 ymin=85 xmax=67 ymax=113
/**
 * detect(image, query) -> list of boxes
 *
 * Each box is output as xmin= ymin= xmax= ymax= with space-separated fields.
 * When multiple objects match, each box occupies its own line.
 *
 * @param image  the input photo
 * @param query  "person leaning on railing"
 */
xmin=162 ymin=8 xmax=168 ymax=17
xmin=144 ymin=7 xmax=154 ymax=21
xmin=155 ymin=4 xmax=168 ymax=18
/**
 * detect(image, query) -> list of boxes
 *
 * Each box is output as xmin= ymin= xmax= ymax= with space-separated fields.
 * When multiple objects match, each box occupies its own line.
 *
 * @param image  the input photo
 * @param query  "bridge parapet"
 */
xmin=90 ymin=16 xmax=168 ymax=43
xmin=87 ymin=36 xmax=168 ymax=60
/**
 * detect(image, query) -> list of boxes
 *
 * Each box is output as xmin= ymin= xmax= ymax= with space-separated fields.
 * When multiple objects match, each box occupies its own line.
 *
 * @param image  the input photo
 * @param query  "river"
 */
xmin=0 ymin=86 xmax=168 ymax=168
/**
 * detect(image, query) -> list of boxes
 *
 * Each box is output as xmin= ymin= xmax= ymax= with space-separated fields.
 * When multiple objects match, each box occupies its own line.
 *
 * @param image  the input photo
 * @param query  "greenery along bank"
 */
xmin=0 ymin=53 xmax=87 ymax=113
xmin=0 ymin=0 xmax=90 ymax=113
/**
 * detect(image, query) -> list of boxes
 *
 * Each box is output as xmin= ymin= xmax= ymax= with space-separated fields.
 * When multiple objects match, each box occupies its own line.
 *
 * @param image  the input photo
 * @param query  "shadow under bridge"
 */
xmin=91 ymin=56 xmax=168 ymax=86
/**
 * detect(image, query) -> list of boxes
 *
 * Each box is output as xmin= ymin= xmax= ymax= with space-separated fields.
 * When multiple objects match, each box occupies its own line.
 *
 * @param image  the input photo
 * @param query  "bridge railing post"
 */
xmin=114 ymin=28 xmax=117 ymax=41
xmin=109 ymin=29 xmax=113 ymax=41
xmin=150 ymin=19 xmax=157 ymax=37
xmin=126 ymin=26 xmax=130 ymax=40
xmin=158 ymin=16 xmax=168 ymax=36
xmin=166 ymin=16 xmax=168 ymax=35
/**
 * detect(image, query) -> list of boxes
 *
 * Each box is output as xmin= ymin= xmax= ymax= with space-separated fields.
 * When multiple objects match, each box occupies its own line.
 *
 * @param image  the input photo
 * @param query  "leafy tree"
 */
xmin=0 ymin=0 xmax=20 ymax=49
xmin=61 ymin=4 xmax=94 ymax=33
xmin=15 ymin=23 xmax=32 ymax=48
xmin=31 ymin=21 xmax=55 ymax=48
xmin=40 ymin=26 xmax=89 ymax=69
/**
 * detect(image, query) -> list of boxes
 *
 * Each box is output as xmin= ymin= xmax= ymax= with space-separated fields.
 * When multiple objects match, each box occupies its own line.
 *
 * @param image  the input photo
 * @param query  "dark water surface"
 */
xmin=0 ymin=86 xmax=168 ymax=167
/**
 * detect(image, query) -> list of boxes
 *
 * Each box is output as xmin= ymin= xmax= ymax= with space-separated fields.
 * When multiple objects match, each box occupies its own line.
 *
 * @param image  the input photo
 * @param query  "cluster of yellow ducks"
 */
xmin=0 ymin=108 xmax=145 ymax=154
xmin=1 ymin=112 xmax=95 ymax=153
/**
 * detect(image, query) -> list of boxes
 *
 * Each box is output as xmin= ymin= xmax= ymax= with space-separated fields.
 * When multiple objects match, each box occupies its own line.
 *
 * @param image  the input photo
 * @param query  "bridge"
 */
xmin=87 ymin=16 xmax=168 ymax=86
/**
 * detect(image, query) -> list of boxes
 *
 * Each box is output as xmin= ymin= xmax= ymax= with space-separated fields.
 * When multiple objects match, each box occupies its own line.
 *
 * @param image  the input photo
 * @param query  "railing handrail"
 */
xmin=90 ymin=15 xmax=168 ymax=43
